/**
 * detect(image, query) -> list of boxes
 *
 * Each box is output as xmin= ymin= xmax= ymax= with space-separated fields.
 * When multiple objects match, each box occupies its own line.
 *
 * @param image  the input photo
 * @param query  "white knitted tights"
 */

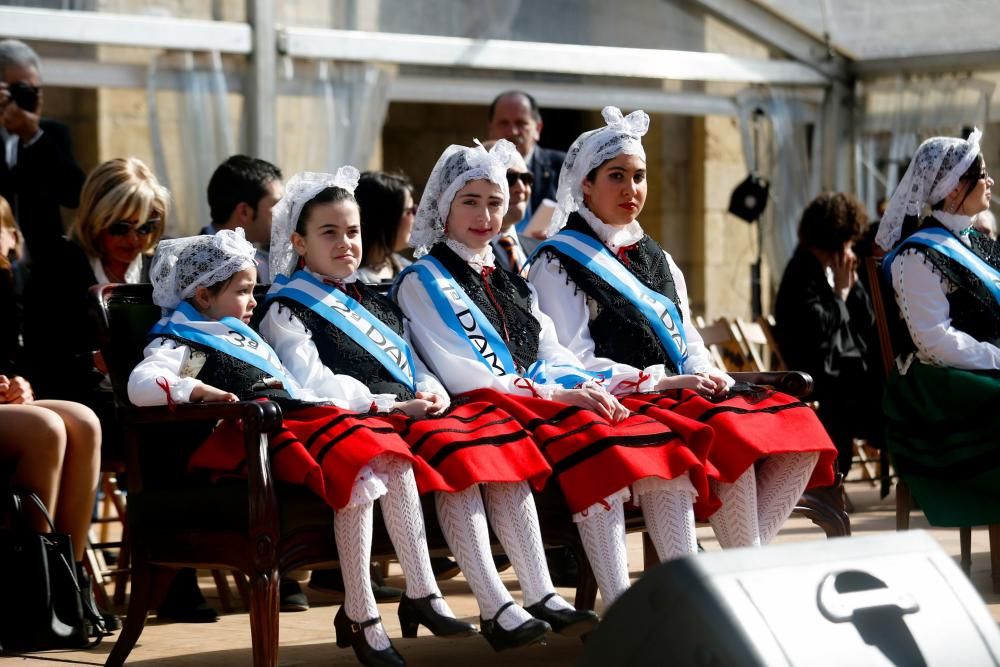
xmin=757 ymin=452 xmax=820 ymax=544
xmin=709 ymin=452 xmax=821 ymax=547
xmin=371 ymin=455 xmax=453 ymax=617
xmin=334 ymin=501 xmax=390 ymax=650
xmin=635 ymin=476 xmax=698 ymax=562
xmin=575 ymin=494 xmax=630 ymax=609
xmin=435 ymin=485 xmax=533 ymax=630
xmin=483 ymin=482 xmax=573 ymax=611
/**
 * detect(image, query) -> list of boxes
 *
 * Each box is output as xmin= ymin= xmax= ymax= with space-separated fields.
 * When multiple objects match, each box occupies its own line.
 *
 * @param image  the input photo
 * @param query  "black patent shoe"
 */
xmin=524 ymin=592 xmax=598 ymax=638
xmin=333 ymin=606 xmax=406 ymax=667
xmin=479 ymin=601 xmax=550 ymax=652
xmin=398 ymin=593 xmax=476 ymax=638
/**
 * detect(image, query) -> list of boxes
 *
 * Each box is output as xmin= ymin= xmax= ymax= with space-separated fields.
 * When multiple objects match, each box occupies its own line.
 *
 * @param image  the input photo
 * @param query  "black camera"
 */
xmin=7 ymin=81 xmax=39 ymax=113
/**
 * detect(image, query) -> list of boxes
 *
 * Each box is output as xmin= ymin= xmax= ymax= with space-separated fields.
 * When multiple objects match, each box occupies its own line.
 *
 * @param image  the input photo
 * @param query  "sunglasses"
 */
xmin=506 ymin=172 xmax=534 ymax=187
xmin=106 ymin=218 xmax=161 ymax=237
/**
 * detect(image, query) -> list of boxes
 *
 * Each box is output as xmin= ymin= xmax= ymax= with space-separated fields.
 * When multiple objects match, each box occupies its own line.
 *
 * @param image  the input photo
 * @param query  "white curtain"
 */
xmin=147 ymin=51 xmax=236 ymax=237
xmin=277 ymin=60 xmax=392 ymax=177
xmin=856 ymin=78 xmax=994 ymax=216
xmin=737 ymin=88 xmax=820 ymax=291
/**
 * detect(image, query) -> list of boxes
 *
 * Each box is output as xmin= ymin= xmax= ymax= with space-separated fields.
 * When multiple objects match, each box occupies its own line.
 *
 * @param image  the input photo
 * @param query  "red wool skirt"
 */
xmin=189 ymin=400 xmax=548 ymax=510
xmin=460 ymin=388 xmax=714 ymax=515
xmin=384 ymin=397 xmax=551 ymax=493
xmin=622 ymin=388 xmax=837 ymax=493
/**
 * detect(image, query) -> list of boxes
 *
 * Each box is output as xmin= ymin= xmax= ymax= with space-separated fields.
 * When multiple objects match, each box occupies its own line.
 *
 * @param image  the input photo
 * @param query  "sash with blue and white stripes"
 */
xmin=528 ymin=230 xmax=688 ymax=373
xmin=268 ymin=271 xmax=416 ymax=393
xmin=396 ymin=256 xmax=610 ymax=389
xmin=883 ymin=226 xmax=1000 ymax=309
xmin=150 ymin=301 xmax=299 ymax=398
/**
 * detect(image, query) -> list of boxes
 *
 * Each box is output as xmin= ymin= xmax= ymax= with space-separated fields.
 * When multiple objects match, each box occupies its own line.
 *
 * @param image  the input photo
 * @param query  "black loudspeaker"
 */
xmin=728 ymin=173 xmax=770 ymax=223
xmin=581 ymin=531 xmax=1000 ymax=667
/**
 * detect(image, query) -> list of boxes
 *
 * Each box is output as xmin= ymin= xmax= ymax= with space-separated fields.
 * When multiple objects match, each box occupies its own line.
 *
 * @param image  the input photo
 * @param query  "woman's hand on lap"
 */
xmin=553 ymin=386 xmax=630 ymax=423
xmin=416 ymin=391 xmax=448 ymax=416
xmin=0 ymin=375 xmax=34 ymax=404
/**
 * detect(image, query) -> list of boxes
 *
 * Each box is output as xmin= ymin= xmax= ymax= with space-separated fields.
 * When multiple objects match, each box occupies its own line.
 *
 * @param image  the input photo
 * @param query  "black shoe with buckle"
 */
xmin=333 ymin=606 xmax=405 ymax=667
xmin=397 ymin=593 xmax=476 ymax=638
xmin=479 ymin=601 xmax=550 ymax=652
xmin=524 ymin=592 xmax=598 ymax=638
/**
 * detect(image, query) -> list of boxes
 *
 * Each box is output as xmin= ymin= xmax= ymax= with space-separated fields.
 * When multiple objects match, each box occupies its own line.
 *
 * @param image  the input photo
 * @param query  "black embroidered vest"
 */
xmin=154 ymin=334 xmax=292 ymax=401
xmin=272 ymin=282 xmax=415 ymax=400
xmin=429 ymin=243 xmax=541 ymax=373
xmin=540 ymin=213 xmax=682 ymax=374
xmin=896 ymin=220 xmax=1000 ymax=351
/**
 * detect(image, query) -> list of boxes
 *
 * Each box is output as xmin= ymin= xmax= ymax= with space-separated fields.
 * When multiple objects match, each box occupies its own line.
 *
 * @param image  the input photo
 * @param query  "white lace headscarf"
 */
xmin=876 ymin=128 xmax=983 ymax=251
xmin=410 ymin=139 xmax=521 ymax=257
xmin=151 ymin=228 xmax=257 ymax=311
xmin=548 ymin=106 xmax=649 ymax=236
xmin=269 ymin=166 xmax=361 ymax=279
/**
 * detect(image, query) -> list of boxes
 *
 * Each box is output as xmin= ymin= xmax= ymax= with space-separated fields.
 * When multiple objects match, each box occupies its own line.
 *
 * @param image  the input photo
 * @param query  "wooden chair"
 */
xmin=89 ymin=283 xmax=605 ymax=666
xmin=863 ymin=255 xmax=1000 ymax=591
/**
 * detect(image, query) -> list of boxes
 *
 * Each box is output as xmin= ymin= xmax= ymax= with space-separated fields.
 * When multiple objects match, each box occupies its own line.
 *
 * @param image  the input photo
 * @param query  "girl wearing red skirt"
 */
xmin=394 ymin=140 xmax=714 ymax=609
xmin=128 ymin=228 xmax=474 ymax=667
xmin=527 ymin=106 xmax=837 ymax=550
xmin=261 ymin=169 xmax=596 ymax=653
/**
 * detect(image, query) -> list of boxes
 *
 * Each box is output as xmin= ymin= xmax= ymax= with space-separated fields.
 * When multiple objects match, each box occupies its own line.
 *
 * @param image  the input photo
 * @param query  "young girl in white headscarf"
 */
xmin=127 ymin=229 xmax=470 ymax=667
xmin=261 ymin=169 xmax=597 ymax=655
xmin=394 ymin=139 xmax=714 ymax=610
xmin=876 ymin=129 xmax=1000 ymax=527
xmin=527 ymin=106 xmax=836 ymax=552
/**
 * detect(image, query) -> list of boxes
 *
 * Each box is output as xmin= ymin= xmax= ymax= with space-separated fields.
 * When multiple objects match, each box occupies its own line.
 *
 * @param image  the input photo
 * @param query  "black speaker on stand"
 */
xmin=728 ymin=173 xmax=770 ymax=320
xmin=581 ymin=531 xmax=1000 ymax=667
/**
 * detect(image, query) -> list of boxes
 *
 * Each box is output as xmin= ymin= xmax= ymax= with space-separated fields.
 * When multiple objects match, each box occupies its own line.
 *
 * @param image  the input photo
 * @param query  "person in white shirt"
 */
xmin=875 ymin=128 xmax=1000 ymax=527
xmin=261 ymin=169 xmax=596 ymax=652
xmin=128 ymin=229 xmax=473 ymax=666
xmin=483 ymin=140 xmax=532 ymax=275
xmin=527 ymin=107 xmax=835 ymax=551
xmin=395 ymin=139 xmax=712 ymax=609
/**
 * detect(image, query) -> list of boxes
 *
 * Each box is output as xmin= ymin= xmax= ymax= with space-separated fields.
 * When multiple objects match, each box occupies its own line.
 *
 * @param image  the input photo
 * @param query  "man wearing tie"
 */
xmin=487 ymin=90 xmax=564 ymax=231
xmin=485 ymin=142 xmax=533 ymax=275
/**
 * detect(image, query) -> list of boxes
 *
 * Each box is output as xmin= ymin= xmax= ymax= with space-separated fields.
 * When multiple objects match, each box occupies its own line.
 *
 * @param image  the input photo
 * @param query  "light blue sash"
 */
xmin=883 ymin=227 xmax=1000 ymax=308
xmin=528 ymin=230 xmax=688 ymax=372
xmin=268 ymin=271 xmax=416 ymax=392
xmin=150 ymin=301 xmax=299 ymax=398
xmin=524 ymin=360 xmax=613 ymax=390
xmin=396 ymin=256 xmax=517 ymax=377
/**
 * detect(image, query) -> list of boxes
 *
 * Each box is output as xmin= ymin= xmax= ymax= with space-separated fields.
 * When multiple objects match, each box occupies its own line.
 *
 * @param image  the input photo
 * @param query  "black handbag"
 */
xmin=0 ymin=489 xmax=98 ymax=651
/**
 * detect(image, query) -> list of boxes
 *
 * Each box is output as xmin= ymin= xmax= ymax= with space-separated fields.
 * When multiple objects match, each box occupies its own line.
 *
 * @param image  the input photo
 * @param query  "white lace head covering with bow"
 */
xmin=876 ymin=128 xmax=983 ymax=251
xmin=151 ymin=228 xmax=257 ymax=311
xmin=548 ymin=106 xmax=649 ymax=236
xmin=269 ymin=166 xmax=361 ymax=279
xmin=410 ymin=139 xmax=521 ymax=257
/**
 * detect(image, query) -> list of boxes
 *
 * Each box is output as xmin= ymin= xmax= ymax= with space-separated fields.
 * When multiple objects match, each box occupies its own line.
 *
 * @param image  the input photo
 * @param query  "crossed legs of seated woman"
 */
xmin=0 ymin=381 xmax=117 ymax=634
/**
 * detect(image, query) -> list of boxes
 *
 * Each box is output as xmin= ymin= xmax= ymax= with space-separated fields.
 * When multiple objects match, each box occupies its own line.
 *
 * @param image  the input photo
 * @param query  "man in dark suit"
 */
xmin=487 ymin=90 xmax=564 ymax=217
xmin=0 ymin=40 xmax=85 ymax=264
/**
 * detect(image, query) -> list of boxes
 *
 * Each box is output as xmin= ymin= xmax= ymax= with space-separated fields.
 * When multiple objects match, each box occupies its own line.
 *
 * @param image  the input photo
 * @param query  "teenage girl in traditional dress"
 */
xmin=394 ymin=139 xmax=714 ymax=609
xmin=261 ymin=168 xmax=597 ymax=653
xmin=875 ymin=129 xmax=1000 ymax=527
xmin=128 ymin=229 xmax=472 ymax=667
xmin=527 ymin=107 xmax=837 ymax=550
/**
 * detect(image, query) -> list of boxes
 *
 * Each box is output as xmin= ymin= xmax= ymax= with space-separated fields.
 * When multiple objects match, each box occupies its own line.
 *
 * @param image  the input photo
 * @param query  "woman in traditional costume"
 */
xmin=128 ymin=228 xmax=473 ymax=667
xmin=261 ymin=169 xmax=596 ymax=653
xmin=875 ymin=129 xmax=999 ymax=527
xmin=527 ymin=107 xmax=836 ymax=549
xmin=394 ymin=139 xmax=713 ymax=609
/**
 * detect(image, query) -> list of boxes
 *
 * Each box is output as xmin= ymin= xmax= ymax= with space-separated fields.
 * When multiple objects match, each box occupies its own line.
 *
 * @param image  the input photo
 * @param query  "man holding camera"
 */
xmin=0 ymin=39 xmax=84 ymax=263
